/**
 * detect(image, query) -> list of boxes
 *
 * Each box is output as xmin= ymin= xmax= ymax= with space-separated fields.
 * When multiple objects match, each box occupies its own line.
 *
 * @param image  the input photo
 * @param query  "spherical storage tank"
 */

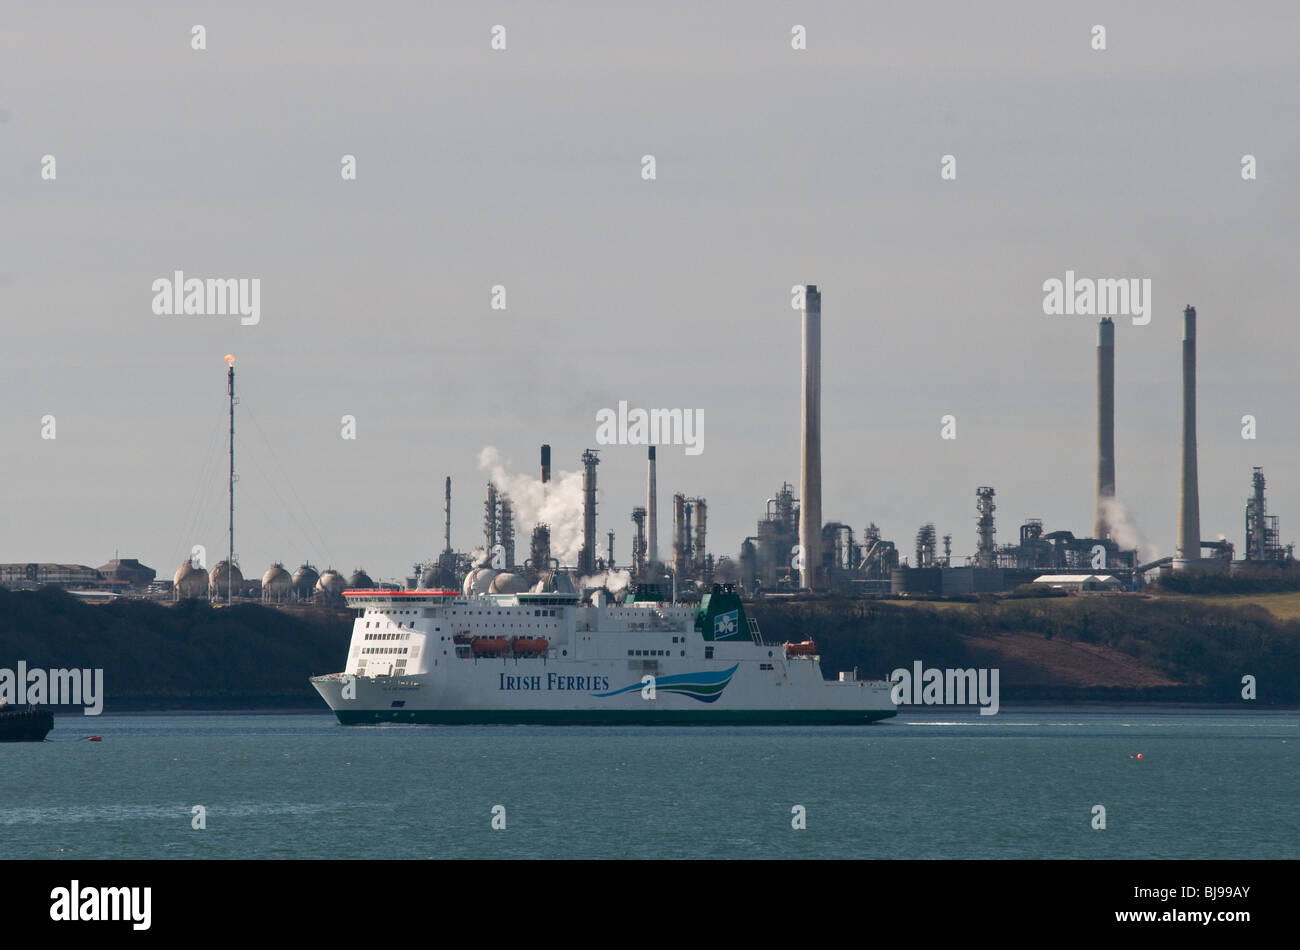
xmin=488 ymin=572 xmax=529 ymax=595
xmin=209 ymin=560 xmax=244 ymax=598
xmin=316 ymin=569 xmax=346 ymax=596
xmin=173 ymin=560 xmax=210 ymax=599
xmin=347 ymin=569 xmax=375 ymax=590
xmin=262 ymin=563 xmax=293 ymax=602
xmin=292 ymin=564 xmax=320 ymax=600
xmin=462 ymin=567 xmax=499 ymax=596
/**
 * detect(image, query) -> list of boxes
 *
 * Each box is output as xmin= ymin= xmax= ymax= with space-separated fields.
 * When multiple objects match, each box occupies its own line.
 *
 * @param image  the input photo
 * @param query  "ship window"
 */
xmin=705 ymin=647 xmax=714 ymax=659
xmin=628 ymin=650 xmax=633 ymax=656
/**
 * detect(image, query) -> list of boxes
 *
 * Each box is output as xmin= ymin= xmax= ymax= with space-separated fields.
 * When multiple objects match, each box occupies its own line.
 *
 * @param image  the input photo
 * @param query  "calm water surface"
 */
xmin=3 ymin=708 xmax=1295 ymax=859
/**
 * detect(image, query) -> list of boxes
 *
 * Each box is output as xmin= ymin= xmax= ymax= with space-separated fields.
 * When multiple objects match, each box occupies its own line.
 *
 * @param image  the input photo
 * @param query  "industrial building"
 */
xmin=1031 ymin=574 xmax=1123 ymax=592
xmin=0 ymin=563 xmax=106 ymax=590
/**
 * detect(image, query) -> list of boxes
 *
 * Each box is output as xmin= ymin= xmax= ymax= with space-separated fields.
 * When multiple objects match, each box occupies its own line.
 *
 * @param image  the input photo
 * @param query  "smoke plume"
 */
xmin=478 ymin=446 xmax=586 ymax=566
xmin=1099 ymin=497 xmax=1158 ymax=562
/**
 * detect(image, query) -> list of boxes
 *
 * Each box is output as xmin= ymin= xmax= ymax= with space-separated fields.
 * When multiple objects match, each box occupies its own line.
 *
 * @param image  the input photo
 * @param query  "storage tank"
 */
xmin=489 ymin=572 xmax=529 ymax=594
xmin=173 ymin=560 xmax=209 ymax=599
xmin=262 ymin=564 xmax=293 ymax=602
xmin=462 ymin=567 xmax=499 ymax=596
xmin=316 ymin=569 xmax=347 ymax=603
xmin=209 ymin=560 xmax=244 ymax=599
xmin=292 ymin=563 xmax=320 ymax=600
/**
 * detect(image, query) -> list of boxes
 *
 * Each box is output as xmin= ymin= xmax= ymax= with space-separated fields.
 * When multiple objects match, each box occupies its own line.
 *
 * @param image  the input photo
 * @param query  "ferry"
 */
xmin=310 ymin=584 xmax=896 ymax=725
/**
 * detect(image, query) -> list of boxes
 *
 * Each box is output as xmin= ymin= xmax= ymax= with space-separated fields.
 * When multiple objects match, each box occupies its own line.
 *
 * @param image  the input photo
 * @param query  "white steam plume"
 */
xmin=478 ymin=446 xmax=586 ymax=566
xmin=1100 ymin=497 xmax=1159 ymax=562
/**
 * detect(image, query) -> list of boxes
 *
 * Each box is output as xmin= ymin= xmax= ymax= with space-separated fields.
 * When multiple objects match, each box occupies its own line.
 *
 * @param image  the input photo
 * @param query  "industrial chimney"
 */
xmin=1175 ymin=305 xmax=1201 ymax=567
xmin=443 ymin=476 xmax=452 ymax=554
xmin=647 ymin=446 xmax=658 ymax=566
xmin=672 ymin=493 xmax=687 ymax=579
xmin=693 ymin=498 xmax=708 ymax=578
xmin=631 ymin=506 xmax=647 ymax=576
xmin=799 ymin=284 xmax=823 ymax=589
xmin=579 ymin=449 xmax=600 ymax=574
xmin=484 ymin=483 xmax=498 ymax=554
xmin=1094 ymin=317 xmax=1115 ymax=539
xmin=540 ymin=444 xmax=551 ymax=484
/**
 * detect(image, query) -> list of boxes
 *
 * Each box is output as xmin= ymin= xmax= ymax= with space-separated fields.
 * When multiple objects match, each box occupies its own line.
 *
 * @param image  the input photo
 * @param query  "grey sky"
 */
xmin=2 ymin=1 xmax=1297 ymax=580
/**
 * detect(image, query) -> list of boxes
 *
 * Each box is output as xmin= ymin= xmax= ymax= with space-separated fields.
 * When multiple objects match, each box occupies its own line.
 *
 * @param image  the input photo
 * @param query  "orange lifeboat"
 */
xmin=511 ymin=637 xmax=549 ymax=656
xmin=472 ymin=637 xmax=508 ymax=657
xmin=783 ymin=640 xmax=817 ymax=657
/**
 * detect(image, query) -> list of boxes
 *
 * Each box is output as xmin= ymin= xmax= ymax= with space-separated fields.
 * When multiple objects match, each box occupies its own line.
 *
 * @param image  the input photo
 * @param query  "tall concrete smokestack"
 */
xmin=646 ymin=446 xmax=658 ymax=566
xmin=579 ymin=449 xmax=599 ymax=574
xmin=540 ymin=444 xmax=551 ymax=484
xmin=443 ymin=476 xmax=452 ymax=554
xmin=1094 ymin=317 xmax=1115 ymax=539
xmin=798 ymin=284 xmax=822 ymax=589
xmin=1176 ymin=305 xmax=1201 ymax=566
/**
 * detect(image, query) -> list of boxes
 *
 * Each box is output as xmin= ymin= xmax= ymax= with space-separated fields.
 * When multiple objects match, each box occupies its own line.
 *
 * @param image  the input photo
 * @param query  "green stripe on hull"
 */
xmin=333 ymin=708 xmax=897 ymax=725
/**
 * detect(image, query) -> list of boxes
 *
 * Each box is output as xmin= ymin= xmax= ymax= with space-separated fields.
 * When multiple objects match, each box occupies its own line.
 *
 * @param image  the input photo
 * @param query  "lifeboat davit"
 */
xmin=511 ymin=637 xmax=549 ymax=656
xmin=471 ymin=637 xmax=508 ymax=657
xmin=452 ymin=632 xmax=473 ymax=645
xmin=783 ymin=640 xmax=817 ymax=657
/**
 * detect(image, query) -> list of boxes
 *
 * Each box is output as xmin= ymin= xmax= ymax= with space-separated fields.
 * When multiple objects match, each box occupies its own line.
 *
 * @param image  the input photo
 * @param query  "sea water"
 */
xmin=2 ymin=709 xmax=1295 ymax=859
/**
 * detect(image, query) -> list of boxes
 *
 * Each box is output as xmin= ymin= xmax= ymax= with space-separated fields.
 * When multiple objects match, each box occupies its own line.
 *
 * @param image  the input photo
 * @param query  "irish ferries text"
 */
xmin=500 ymin=673 xmax=611 ymax=692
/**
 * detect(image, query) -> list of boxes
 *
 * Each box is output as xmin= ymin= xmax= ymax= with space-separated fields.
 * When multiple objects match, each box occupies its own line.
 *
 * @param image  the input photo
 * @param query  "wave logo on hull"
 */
xmin=593 ymin=664 xmax=739 ymax=703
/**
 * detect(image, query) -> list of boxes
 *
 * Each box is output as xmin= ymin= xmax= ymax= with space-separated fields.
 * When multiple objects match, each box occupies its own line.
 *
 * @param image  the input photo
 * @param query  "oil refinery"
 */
xmin=2 ymin=293 xmax=1293 ymax=606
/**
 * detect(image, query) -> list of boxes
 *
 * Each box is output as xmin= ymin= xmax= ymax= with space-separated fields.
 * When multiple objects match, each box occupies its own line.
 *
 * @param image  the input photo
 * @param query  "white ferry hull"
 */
xmin=310 ymin=587 xmax=897 ymax=726
xmin=311 ymin=662 xmax=897 ymax=725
